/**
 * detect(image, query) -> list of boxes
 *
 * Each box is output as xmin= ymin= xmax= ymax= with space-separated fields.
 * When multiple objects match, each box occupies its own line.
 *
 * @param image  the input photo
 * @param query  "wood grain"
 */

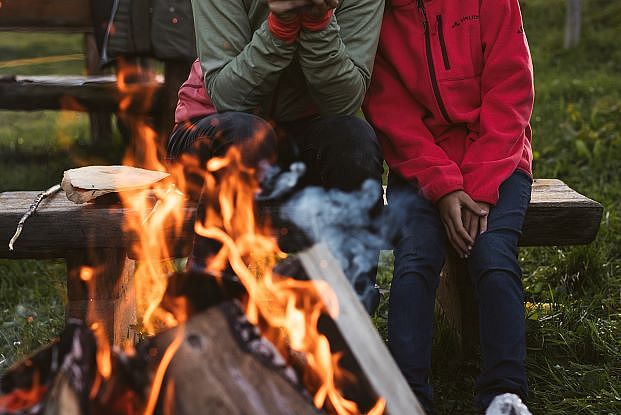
xmin=298 ymin=244 xmax=424 ymax=415
xmin=0 ymin=75 xmax=164 ymax=113
xmin=0 ymin=179 xmax=603 ymax=259
xmin=150 ymin=303 xmax=321 ymax=415
xmin=0 ymin=0 xmax=92 ymax=32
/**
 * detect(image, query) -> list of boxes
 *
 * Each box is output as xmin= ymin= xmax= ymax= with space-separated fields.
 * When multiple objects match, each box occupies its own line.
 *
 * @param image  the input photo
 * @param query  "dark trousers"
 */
xmin=386 ymin=170 xmax=532 ymax=413
xmin=167 ymin=111 xmax=384 ymax=312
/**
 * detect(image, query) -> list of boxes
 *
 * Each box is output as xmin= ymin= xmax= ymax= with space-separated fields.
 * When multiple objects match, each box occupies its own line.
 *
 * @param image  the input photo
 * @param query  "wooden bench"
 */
xmin=0 ymin=0 xmax=190 ymax=144
xmin=0 ymin=75 xmax=163 ymax=114
xmin=0 ymin=179 xmax=604 ymax=348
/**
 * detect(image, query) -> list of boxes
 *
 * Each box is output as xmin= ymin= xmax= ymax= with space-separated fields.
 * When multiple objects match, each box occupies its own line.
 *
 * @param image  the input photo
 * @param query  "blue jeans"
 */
xmin=386 ymin=170 xmax=532 ymax=413
xmin=167 ymin=111 xmax=384 ymax=313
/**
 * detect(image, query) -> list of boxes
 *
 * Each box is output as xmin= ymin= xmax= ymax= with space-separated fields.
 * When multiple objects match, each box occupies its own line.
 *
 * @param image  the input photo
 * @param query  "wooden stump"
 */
xmin=65 ymin=248 xmax=136 ymax=346
xmin=437 ymin=252 xmax=479 ymax=359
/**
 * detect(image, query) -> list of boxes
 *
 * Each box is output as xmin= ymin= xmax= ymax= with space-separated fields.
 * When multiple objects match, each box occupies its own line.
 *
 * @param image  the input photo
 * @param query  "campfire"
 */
xmin=0 ymin=65 xmax=421 ymax=415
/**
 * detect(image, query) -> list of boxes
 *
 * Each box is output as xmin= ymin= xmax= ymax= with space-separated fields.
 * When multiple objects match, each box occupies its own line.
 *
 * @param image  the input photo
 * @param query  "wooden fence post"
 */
xmin=564 ymin=0 xmax=582 ymax=49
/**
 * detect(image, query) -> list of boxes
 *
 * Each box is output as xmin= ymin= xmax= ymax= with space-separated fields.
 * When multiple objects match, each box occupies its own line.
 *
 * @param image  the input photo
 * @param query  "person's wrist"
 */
xmin=268 ymin=12 xmax=302 ymax=43
xmin=301 ymin=9 xmax=333 ymax=31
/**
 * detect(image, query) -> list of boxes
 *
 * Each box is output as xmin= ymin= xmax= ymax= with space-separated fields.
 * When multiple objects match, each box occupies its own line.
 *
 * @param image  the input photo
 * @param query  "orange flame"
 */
xmin=113 ymin=59 xmax=385 ymax=414
xmin=0 ymin=371 xmax=47 ymax=412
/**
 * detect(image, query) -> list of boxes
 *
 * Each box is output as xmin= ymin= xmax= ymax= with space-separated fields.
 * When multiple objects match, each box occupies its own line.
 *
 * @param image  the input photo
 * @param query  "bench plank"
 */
xmin=0 ymin=0 xmax=92 ymax=32
xmin=0 ymin=75 xmax=164 ymax=113
xmin=0 ymin=179 xmax=603 ymax=259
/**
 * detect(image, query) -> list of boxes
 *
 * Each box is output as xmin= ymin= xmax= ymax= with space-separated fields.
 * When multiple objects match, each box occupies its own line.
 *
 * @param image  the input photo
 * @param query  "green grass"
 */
xmin=2 ymin=1 xmax=621 ymax=413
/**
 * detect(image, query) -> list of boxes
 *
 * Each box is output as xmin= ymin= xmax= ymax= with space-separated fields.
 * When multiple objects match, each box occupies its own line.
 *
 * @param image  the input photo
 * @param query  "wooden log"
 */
xmin=65 ymin=248 xmax=137 ymax=346
xmin=436 ymin=252 xmax=479 ymax=359
xmin=0 ymin=179 xmax=603 ymax=259
xmin=147 ymin=303 xmax=321 ymax=415
xmin=298 ymin=244 xmax=425 ymax=415
xmin=0 ymin=0 xmax=92 ymax=32
xmin=0 ymin=75 xmax=163 ymax=113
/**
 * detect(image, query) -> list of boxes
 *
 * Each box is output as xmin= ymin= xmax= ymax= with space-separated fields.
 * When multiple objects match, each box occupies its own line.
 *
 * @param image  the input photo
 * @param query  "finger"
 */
xmin=269 ymin=0 xmax=311 ymax=14
xmin=461 ymin=194 xmax=488 ymax=216
xmin=466 ymin=211 xmax=478 ymax=242
xmin=451 ymin=206 xmax=474 ymax=247
xmin=479 ymin=214 xmax=488 ymax=234
xmin=444 ymin=214 xmax=469 ymax=257
xmin=442 ymin=221 xmax=464 ymax=257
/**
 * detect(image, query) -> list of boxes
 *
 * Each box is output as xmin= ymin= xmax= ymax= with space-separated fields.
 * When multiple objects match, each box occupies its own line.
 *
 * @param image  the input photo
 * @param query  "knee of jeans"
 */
xmin=205 ymin=112 xmax=277 ymax=167
xmin=467 ymin=231 xmax=522 ymax=287
xmin=393 ymin=235 xmax=445 ymax=289
xmin=320 ymin=117 xmax=382 ymax=185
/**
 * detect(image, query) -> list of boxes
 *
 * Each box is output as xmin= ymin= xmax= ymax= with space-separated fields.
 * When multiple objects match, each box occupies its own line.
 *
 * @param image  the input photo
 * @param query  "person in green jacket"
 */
xmin=167 ymin=0 xmax=385 ymax=312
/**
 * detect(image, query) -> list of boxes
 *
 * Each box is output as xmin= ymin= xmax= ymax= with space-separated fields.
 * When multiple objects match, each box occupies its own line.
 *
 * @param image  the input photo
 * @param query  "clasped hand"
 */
xmin=267 ymin=0 xmax=338 ymax=21
xmin=437 ymin=190 xmax=490 ymax=259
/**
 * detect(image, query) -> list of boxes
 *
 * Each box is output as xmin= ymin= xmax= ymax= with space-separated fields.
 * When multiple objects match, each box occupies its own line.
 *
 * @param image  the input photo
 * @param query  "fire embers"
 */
xmin=0 ymin=302 xmax=321 ymax=415
xmin=0 ymin=320 xmax=149 ymax=415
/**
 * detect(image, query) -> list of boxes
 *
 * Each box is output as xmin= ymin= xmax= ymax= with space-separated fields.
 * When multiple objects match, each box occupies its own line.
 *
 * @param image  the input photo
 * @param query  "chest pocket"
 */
xmin=434 ymin=13 xmax=483 ymax=81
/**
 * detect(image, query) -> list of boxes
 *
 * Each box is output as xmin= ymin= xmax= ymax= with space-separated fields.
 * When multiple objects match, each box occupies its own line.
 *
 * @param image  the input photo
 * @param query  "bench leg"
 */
xmin=437 ymin=252 xmax=479 ymax=359
xmin=65 ymin=248 xmax=137 ymax=346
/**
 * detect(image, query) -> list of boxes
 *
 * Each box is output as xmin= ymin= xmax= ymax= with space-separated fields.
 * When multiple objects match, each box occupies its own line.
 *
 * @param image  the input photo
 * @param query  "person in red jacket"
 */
xmin=363 ymin=0 xmax=534 ymax=413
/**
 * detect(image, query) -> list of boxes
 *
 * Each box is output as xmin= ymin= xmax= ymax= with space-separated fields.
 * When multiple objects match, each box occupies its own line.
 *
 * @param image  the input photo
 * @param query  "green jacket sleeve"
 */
xmin=191 ymin=0 xmax=297 ymax=113
xmin=296 ymin=0 xmax=385 ymax=116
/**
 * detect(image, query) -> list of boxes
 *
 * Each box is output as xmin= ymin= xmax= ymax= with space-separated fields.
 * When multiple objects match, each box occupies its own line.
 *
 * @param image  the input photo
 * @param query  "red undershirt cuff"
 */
xmin=268 ymin=12 xmax=301 ymax=44
xmin=302 ymin=9 xmax=334 ymax=31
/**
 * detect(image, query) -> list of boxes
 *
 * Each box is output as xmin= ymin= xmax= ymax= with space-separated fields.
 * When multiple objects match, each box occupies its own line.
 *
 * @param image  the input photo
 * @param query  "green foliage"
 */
xmin=1 ymin=1 xmax=621 ymax=414
xmin=0 ymin=260 xmax=66 ymax=371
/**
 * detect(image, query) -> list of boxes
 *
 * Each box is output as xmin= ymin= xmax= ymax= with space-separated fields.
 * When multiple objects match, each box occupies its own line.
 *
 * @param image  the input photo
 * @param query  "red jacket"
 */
xmin=363 ymin=0 xmax=534 ymax=205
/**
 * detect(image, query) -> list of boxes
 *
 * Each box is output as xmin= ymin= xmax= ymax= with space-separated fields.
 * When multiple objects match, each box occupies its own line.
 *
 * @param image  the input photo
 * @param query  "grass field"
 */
xmin=1 ymin=1 xmax=620 ymax=413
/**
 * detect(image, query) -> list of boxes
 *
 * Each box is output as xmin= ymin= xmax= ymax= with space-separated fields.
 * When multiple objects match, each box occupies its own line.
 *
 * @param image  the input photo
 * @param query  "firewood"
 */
xmin=297 ymin=244 xmax=425 ymax=415
xmin=145 ymin=301 xmax=322 ymax=415
xmin=61 ymin=165 xmax=169 ymax=204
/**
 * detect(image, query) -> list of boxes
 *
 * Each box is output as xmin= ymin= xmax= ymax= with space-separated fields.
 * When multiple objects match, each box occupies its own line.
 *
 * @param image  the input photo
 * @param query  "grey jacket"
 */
xmin=189 ymin=0 xmax=385 ymax=121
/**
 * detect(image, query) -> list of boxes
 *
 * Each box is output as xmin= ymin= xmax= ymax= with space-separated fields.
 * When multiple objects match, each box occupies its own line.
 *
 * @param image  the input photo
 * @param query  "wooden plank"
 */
xmin=522 ymin=179 xmax=603 ymax=245
xmin=0 ymin=75 xmax=164 ymax=113
xmin=0 ymin=0 xmax=92 ymax=32
xmin=0 ymin=190 xmax=194 ymax=258
xmin=0 ymin=179 xmax=603 ymax=258
xmin=298 ymin=244 xmax=424 ymax=415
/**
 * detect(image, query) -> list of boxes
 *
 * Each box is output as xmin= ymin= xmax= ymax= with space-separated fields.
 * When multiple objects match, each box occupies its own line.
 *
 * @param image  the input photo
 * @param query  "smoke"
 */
xmin=256 ymin=162 xmax=417 ymax=310
xmin=279 ymin=177 xmax=415 ymax=287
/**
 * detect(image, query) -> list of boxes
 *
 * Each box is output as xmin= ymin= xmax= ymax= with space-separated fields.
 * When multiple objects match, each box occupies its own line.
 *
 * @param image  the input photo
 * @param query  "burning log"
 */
xmin=297 ymin=245 xmax=424 ymax=415
xmin=0 ymin=302 xmax=321 ymax=415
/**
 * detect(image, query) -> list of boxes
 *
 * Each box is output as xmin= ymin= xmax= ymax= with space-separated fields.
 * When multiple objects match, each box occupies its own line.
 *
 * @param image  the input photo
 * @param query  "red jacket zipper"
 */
xmin=417 ymin=0 xmax=452 ymax=123
xmin=436 ymin=15 xmax=451 ymax=70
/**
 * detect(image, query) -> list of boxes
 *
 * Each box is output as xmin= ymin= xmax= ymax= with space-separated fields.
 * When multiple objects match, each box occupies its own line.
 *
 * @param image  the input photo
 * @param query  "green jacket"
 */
xmin=183 ymin=0 xmax=384 ymax=122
